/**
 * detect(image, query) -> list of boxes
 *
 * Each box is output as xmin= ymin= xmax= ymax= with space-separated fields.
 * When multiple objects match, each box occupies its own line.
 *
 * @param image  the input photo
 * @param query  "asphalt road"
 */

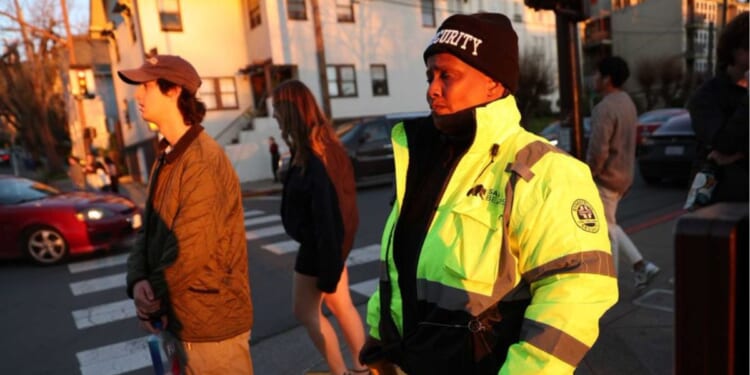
xmin=0 ymin=168 xmax=686 ymax=375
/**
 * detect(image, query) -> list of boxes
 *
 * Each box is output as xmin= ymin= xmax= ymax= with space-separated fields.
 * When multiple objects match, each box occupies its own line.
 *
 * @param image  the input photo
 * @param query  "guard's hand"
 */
xmin=133 ymin=280 xmax=161 ymax=319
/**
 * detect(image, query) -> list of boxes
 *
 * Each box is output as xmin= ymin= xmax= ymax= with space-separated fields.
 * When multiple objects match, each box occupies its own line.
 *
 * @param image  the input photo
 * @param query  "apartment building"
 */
xmin=582 ymin=0 xmax=748 ymax=104
xmin=91 ymin=0 xmax=557 ymax=183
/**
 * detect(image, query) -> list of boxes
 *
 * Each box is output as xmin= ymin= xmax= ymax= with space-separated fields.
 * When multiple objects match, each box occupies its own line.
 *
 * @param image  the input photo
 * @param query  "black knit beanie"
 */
xmin=423 ymin=13 xmax=519 ymax=94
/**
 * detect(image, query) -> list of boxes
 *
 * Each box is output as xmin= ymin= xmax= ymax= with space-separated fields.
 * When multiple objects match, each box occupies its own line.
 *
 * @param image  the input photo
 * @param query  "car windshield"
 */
xmin=0 ymin=178 xmax=60 ymax=205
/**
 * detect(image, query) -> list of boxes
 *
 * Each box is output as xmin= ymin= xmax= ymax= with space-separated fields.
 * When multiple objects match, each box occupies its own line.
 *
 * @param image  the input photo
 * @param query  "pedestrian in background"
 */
xmin=84 ymin=153 xmax=111 ymax=192
xmin=272 ymin=80 xmax=367 ymax=375
xmin=269 ymin=136 xmax=280 ymax=182
xmin=103 ymin=156 xmax=120 ymax=194
xmin=119 ymin=55 xmax=254 ymax=374
xmin=67 ymin=155 xmax=85 ymax=191
xmin=361 ymin=13 xmax=618 ymax=374
xmin=586 ymin=56 xmax=660 ymax=288
xmin=687 ymin=11 xmax=748 ymax=204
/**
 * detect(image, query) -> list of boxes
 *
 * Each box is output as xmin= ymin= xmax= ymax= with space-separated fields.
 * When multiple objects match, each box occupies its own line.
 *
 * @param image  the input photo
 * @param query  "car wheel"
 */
xmin=24 ymin=226 xmax=68 ymax=265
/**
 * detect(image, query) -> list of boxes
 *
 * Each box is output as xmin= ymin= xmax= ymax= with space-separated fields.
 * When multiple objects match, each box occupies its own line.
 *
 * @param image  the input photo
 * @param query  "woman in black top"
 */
xmin=272 ymin=80 xmax=367 ymax=375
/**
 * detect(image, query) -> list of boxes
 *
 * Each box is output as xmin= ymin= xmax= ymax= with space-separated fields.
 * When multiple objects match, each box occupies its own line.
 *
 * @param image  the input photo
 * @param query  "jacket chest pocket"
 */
xmin=438 ymin=199 xmax=504 ymax=296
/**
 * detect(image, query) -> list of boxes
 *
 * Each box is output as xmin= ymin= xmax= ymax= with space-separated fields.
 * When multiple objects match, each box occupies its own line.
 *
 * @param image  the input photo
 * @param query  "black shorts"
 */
xmin=294 ymin=243 xmax=318 ymax=277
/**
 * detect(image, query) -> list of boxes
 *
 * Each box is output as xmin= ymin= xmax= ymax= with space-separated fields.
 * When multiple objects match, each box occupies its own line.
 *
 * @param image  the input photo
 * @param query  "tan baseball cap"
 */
xmin=117 ymin=55 xmax=202 ymax=95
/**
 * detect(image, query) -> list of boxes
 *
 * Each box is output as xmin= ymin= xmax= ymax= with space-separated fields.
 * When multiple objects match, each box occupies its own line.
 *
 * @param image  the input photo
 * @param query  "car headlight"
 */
xmin=76 ymin=208 xmax=115 ymax=221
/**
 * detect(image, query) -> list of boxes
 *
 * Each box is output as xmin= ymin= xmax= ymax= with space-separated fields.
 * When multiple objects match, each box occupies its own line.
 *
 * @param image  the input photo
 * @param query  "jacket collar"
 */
xmin=158 ymin=124 xmax=204 ymax=164
xmin=467 ymin=94 xmax=522 ymax=155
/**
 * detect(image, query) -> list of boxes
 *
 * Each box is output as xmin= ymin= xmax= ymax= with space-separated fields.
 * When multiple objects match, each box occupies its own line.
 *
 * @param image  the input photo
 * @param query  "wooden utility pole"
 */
xmin=556 ymin=14 xmax=585 ymax=160
xmin=311 ymin=0 xmax=332 ymax=119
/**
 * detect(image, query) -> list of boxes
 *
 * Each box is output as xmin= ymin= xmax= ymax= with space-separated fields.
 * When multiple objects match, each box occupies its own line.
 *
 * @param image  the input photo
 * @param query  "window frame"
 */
xmin=159 ymin=0 xmax=183 ymax=32
xmin=198 ymin=77 xmax=240 ymax=111
xmin=327 ymin=64 xmax=358 ymax=98
xmin=336 ymin=0 xmax=355 ymax=23
xmin=287 ymin=0 xmax=307 ymax=20
xmin=420 ymin=0 xmax=435 ymax=27
xmin=370 ymin=64 xmax=389 ymax=96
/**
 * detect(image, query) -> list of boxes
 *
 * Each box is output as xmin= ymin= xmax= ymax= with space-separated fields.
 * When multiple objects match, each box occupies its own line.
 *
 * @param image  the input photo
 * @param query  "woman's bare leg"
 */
xmin=293 ymin=272 xmax=347 ymax=375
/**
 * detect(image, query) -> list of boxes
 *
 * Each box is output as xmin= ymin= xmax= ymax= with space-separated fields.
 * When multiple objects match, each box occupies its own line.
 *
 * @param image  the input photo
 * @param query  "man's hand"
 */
xmin=708 ymin=150 xmax=744 ymax=165
xmin=133 ymin=280 xmax=162 ymax=321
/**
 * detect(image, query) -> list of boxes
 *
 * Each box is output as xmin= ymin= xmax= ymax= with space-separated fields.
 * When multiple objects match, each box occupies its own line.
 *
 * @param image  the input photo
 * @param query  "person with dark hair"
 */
xmin=587 ymin=56 xmax=660 ymax=288
xmin=118 ymin=55 xmax=254 ymax=374
xmin=272 ymin=80 xmax=366 ymax=375
xmin=687 ymin=11 xmax=748 ymax=204
xmin=361 ymin=13 xmax=618 ymax=375
xmin=84 ymin=153 xmax=111 ymax=192
xmin=103 ymin=156 xmax=120 ymax=193
xmin=268 ymin=136 xmax=280 ymax=182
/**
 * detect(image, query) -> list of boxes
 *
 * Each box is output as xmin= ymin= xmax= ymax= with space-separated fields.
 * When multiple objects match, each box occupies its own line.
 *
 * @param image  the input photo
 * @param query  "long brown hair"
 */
xmin=272 ymin=80 xmax=359 ymax=256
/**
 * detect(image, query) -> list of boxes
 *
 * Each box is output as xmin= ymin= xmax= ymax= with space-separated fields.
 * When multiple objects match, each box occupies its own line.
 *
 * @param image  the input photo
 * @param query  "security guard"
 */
xmin=360 ymin=13 xmax=618 ymax=375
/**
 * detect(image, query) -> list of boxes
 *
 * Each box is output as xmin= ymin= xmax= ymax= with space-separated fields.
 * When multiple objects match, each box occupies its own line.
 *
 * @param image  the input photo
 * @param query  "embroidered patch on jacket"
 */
xmin=571 ymin=199 xmax=600 ymax=233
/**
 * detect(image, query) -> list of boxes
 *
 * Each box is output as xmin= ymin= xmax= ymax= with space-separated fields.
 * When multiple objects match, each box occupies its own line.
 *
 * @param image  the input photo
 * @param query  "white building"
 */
xmin=91 ymin=0 xmax=558 ymax=183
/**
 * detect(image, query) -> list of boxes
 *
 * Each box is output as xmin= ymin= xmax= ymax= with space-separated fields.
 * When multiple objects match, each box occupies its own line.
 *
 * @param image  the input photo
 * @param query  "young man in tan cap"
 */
xmin=360 ymin=13 xmax=618 ymax=374
xmin=119 ymin=55 xmax=254 ymax=374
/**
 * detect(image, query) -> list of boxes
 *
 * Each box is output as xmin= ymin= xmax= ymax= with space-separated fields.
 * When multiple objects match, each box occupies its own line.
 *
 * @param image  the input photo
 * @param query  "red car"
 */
xmin=636 ymin=108 xmax=688 ymax=151
xmin=0 ymin=175 xmax=142 ymax=265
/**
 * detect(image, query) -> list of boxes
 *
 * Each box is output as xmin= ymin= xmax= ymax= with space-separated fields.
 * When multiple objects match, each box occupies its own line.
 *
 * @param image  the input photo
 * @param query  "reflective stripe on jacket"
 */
xmin=366 ymin=96 xmax=618 ymax=374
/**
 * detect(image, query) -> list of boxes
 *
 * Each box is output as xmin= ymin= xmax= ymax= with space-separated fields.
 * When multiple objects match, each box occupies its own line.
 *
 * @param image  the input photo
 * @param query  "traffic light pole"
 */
xmin=555 ymin=13 xmax=586 ymax=160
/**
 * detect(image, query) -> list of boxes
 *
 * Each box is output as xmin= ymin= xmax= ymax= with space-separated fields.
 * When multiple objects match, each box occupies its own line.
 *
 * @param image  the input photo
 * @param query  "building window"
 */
xmin=421 ymin=0 xmax=435 ymax=27
xmin=287 ymin=0 xmax=307 ymax=20
xmin=370 ymin=64 xmax=389 ymax=96
xmin=337 ymin=0 xmax=354 ymax=22
xmin=327 ymin=65 xmax=357 ymax=98
xmin=513 ymin=4 xmax=523 ymax=23
xmin=198 ymin=77 xmax=239 ymax=110
xmin=159 ymin=0 xmax=182 ymax=31
xmin=249 ymin=0 xmax=261 ymax=28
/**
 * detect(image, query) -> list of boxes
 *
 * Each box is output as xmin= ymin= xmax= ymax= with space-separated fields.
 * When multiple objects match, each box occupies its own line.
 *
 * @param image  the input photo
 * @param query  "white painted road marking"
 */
xmin=350 ymin=278 xmax=379 ymax=297
xmin=70 ymin=273 xmax=126 ymax=296
xmin=68 ymin=253 xmax=129 ymax=274
xmin=244 ymin=214 xmax=281 ymax=227
xmin=243 ymin=209 xmax=265 ymax=218
xmin=245 ymin=225 xmax=287 ymax=240
xmin=72 ymin=299 xmax=135 ymax=329
xmin=77 ymin=336 xmax=164 ymax=375
xmin=346 ymin=244 xmax=381 ymax=267
xmin=262 ymin=239 xmax=299 ymax=255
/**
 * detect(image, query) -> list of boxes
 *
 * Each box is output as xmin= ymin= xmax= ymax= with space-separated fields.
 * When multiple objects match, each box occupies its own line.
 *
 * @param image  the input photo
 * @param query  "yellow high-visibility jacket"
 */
xmin=366 ymin=96 xmax=618 ymax=374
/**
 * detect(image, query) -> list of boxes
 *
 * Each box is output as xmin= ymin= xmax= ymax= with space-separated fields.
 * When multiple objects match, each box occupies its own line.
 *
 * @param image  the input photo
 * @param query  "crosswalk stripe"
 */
xmin=245 ymin=225 xmax=286 ymax=240
xmin=262 ymin=239 xmax=299 ymax=255
xmin=244 ymin=214 xmax=281 ymax=227
xmin=346 ymin=244 xmax=381 ymax=267
xmin=70 ymin=273 xmax=126 ymax=296
xmin=244 ymin=209 xmax=264 ymax=218
xmin=350 ymin=278 xmax=379 ymax=297
xmin=72 ymin=300 xmax=135 ymax=329
xmin=68 ymin=253 xmax=129 ymax=274
xmin=77 ymin=335 xmax=162 ymax=375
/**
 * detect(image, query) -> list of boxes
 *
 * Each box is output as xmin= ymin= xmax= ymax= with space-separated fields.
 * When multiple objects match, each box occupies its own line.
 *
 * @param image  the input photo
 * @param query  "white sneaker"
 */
xmin=634 ymin=261 xmax=660 ymax=288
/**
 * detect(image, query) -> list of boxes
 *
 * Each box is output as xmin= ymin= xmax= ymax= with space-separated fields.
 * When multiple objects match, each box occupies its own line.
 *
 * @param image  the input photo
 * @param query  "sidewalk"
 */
xmin=115 ymin=176 xmax=678 ymax=375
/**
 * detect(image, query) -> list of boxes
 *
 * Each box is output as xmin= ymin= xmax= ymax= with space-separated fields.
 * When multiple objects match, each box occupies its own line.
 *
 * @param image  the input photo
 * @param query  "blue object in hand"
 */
xmin=148 ymin=321 xmax=165 ymax=375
